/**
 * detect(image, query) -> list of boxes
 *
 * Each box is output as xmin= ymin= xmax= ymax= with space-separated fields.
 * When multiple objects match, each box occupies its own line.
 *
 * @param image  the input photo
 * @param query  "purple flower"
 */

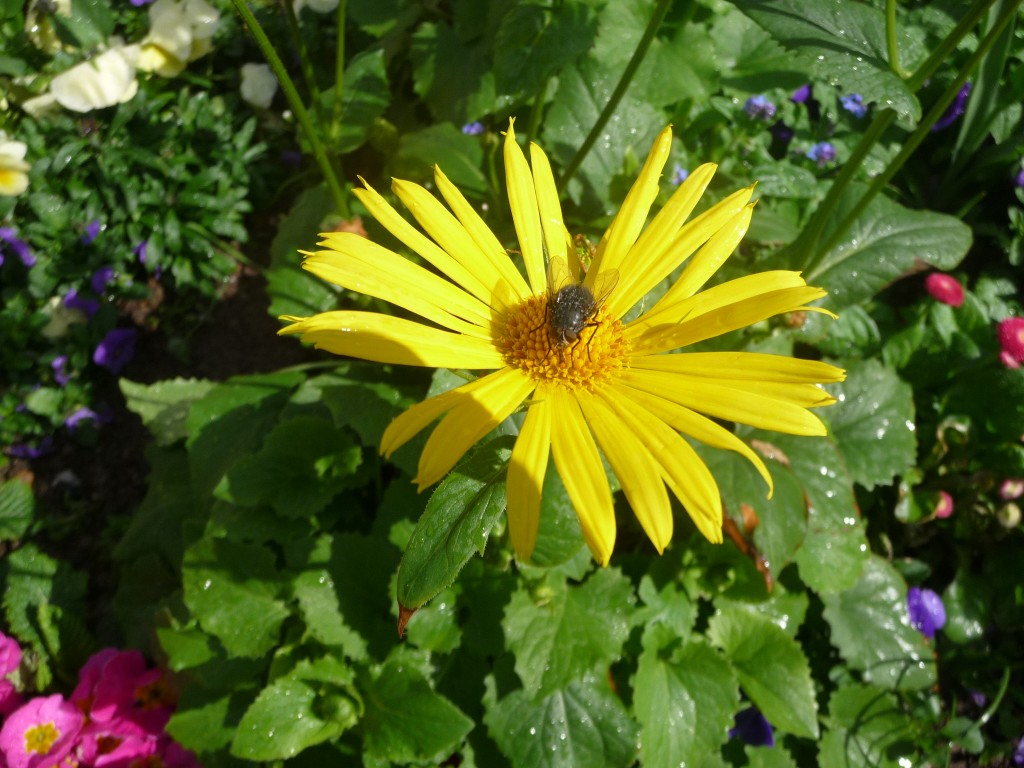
xmin=932 ymin=82 xmax=972 ymax=132
xmin=6 ymin=436 xmax=54 ymax=459
xmin=1015 ymin=168 xmax=1024 ymax=189
xmin=969 ymin=690 xmax=987 ymax=708
xmin=0 ymin=227 xmax=35 ymax=268
xmin=791 ymin=84 xmax=812 ymax=104
xmin=91 ymin=265 xmax=115 ymax=294
xmin=1014 ymin=735 xmax=1024 ymax=766
xmin=770 ymin=121 xmax=794 ymax=144
xmin=806 ymin=142 xmax=837 ymax=168
xmin=51 ymin=355 xmax=71 ymax=386
xmin=461 ymin=121 xmax=485 ymax=136
xmin=730 ymin=706 xmax=774 ymax=747
xmin=840 ymin=93 xmax=866 ymax=118
xmin=130 ymin=0 xmax=155 ymax=5
xmin=93 ymin=328 xmax=137 ymax=374
xmin=670 ymin=163 xmax=688 ymax=186
xmin=65 ymin=407 xmax=99 ymax=430
xmin=907 ymin=586 xmax=946 ymax=639
xmin=64 ymin=287 xmax=100 ymax=318
xmin=81 ymin=219 xmax=102 ymax=245
xmin=134 ymin=240 xmax=148 ymax=265
xmin=744 ymin=95 xmax=776 ymax=121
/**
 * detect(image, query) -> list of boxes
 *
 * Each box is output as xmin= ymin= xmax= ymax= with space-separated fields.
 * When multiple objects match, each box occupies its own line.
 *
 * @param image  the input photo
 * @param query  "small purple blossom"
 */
xmin=65 ymin=407 xmax=100 ymax=430
xmin=130 ymin=0 xmax=155 ymax=5
xmin=670 ymin=163 xmax=689 ymax=186
xmin=932 ymin=82 xmax=972 ymax=132
xmin=730 ymin=706 xmax=774 ymax=747
xmin=134 ymin=240 xmax=148 ymax=265
xmin=791 ymin=84 xmax=811 ymax=104
xmin=840 ymin=93 xmax=867 ymax=118
xmin=93 ymin=328 xmax=137 ymax=374
xmin=806 ymin=142 xmax=837 ymax=168
xmin=5 ymin=436 xmax=54 ymax=459
xmin=0 ymin=227 xmax=35 ymax=268
xmin=744 ymin=95 xmax=776 ymax=121
xmin=462 ymin=121 xmax=485 ymax=136
xmin=969 ymin=690 xmax=987 ymax=708
xmin=1014 ymin=735 xmax=1024 ymax=766
xmin=907 ymin=586 xmax=946 ymax=639
xmin=91 ymin=265 xmax=115 ymax=295
xmin=1015 ymin=168 xmax=1024 ymax=189
xmin=51 ymin=355 xmax=71 ymax=386
xmin=81 ymin=219 xmax=102 ymax=245
xmin=64 ymin=288 xmax=100 ymax=318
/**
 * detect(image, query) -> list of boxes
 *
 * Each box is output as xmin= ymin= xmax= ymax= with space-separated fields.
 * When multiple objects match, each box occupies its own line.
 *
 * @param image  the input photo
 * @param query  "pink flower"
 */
xmin=75 ymin=717 xmax=157 ymax=767
xmin=999 ymin=318 xmax=1024 ymax=368
xmin=0 ymin=633 xmax=23 ymax=716
xmin=0 ymin=694 xmax=84 ymax=768
xmin=934 ymin=490 xmax=954 ymax=519
xmin=924 ymin=272 xmax=964 ymax=308
xmin=71 ymin=650 xmax=170 ymax=732
xmin=1000 ymin=478 xmax=1024 ymax=501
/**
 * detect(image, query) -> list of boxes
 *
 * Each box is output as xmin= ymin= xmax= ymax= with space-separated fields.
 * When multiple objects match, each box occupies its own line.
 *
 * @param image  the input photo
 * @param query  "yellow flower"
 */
xmin=0 ymin=136 xmax=31 ymax=197
xmin=281 ymin=122 xmax=845 ymax=565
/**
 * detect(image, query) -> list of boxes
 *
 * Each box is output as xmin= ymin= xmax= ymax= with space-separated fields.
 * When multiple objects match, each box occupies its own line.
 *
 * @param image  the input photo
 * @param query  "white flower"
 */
xmin=294 ymin=0 xmax=338 ymax=13
xmin=137 ymin=0 xmax=219 ymax=77
xmin=20 ymin=93 xmax=60 ymax=120
xmin=50 ymin=44 xmax=140 ymax=113
xmin=240 ymin=63 xmax=277 ymax=109
xmin=0 ymin=136 xmax=30 ymax=197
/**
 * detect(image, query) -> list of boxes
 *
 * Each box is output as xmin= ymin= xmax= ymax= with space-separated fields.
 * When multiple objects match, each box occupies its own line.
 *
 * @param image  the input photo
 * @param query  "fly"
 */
xmin=544 ymin=258 xmax=618 ymax=356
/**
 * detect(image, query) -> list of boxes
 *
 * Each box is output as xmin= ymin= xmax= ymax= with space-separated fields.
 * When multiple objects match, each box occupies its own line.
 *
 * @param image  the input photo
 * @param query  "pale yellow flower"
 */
xmin=137 ymin=0 xmax=219 ymax=77
xmin=0 ymin=137 xmax=30 ymax=197
xmin=281 ymin=122 xmax=845 ymax=565
xmin=50 ymin=44 xmax=140 ymax=113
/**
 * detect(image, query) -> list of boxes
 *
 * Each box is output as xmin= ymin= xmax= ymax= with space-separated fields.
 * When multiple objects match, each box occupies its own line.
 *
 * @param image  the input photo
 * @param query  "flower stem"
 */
xmin=884 ymin=0 xmax=911 ymax=79
xmin=331 ymin=0 xmax=347 ymax=136
xmin=229 ymin=0 xmax=350 ymax=217
xmin=279 ymin=0 xmax=329 ymax=130
xmin=556 ymin=0 xmax=672 ymax=191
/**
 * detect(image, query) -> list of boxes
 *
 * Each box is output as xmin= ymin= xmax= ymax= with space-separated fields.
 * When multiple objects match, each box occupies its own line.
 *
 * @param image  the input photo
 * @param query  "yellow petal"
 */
xmin=278 ymin=311 xmax=505 ymax=369
xmin=598 ymin=386 xmax=722 ymax=543
xmin=304 ymin=238 xmax=492 ymax=336
xmin=415 ymin=368 xmax=535 ymax=489
xmin=506 ymin=391 xmax=552 ymax=562
xmin=504 ymin=120 xmax=546 ymax=294
xmin=529 ymin=143 xmax=569 ymax=270
xmin=353 ymin=181 xmax=496 ymax=309
xmin=620 ymin=368 xmax=830 ymax=436
xmin=587 ymin=126 xmax=673 ymax=288
xmin=577 ymin=390 xmax=672 ymax=553
xmin=548 ymin=387 xmax=616 ymax=565
xmin=381 ymin=384 xmax=467 ymax=459
xmin=632 ymin=351 xmax=847 ymax=384
xmin=433 ymin=165 xmax=532 ymax=302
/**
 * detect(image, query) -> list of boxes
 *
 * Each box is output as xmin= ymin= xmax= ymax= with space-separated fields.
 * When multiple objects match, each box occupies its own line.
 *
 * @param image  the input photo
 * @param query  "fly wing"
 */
xmin=591 ymin=268 xmax=620 ymax=308
xmin=546 ymin=256 xmax=573 ymax=296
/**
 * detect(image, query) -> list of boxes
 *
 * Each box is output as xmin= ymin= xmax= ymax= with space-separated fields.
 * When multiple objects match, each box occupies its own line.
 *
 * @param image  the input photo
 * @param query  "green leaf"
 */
xmin=53 ymin=0 xmax=115 ymax=49
xmin=391 ymin=124 xmax=487 ymax=197
xmin=0 ymin=479 xmax=34 ymax=541
xmin=232 ymin=658 xmax=360 ymax=761
xmin=819 ymin=684 xmax=917 ymax=768
xmin=120 ymin=378 xmax=215 ymax=446
xmin=484 ymin=672 xmax=637 ymax=768
xmin=634 ymin=640 xmax=738 ymax=765
xmin=942 ymin=570 xmax=989 ymax=645
xmin=746 ymin=745 xmax=800 ymax=768
xmin=182 ymin=538 xmax=290 ymax=658
xmin=502 ymin=568 xmax=635 ymax=698
xmin=331 ymin=49 xmax=390 ymax=154
xmin=806 ymin=184 xmax=971 ymax=308
xmin=397 ymin=436 xmax=512 ymax=610
xmin=710 ymin=7 xmax=808 ymax=93
xmin=707 ymin=608 xmax=818 ymax=738
xmin=528 ymin=458 xmax=586 ymax=568
xmin=821 ymin=555 xmax=937 ymax=691
xmin=410 ymin=22 xmax=496 ymax=124
xmin=734 ymin=0 xmax=920 ymax=121
xmin=361 ymin=654 xmax=473 ymax=765
xmin=825 ymin=359 xmax=917 ymax=490
xmin=635 ymin=575 xmax=696 ymax=651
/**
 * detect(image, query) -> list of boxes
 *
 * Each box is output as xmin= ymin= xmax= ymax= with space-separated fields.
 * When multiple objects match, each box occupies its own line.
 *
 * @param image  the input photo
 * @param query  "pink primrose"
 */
xmin=924 ymin=272 xmax=964 ymax=308
xmin=934 ymin=491 xmax=954 ymax=519
xmin=998 ymin=317 xmax=1024 ymax=367
xmin=0 ymin=694 xmax=84 ymax=768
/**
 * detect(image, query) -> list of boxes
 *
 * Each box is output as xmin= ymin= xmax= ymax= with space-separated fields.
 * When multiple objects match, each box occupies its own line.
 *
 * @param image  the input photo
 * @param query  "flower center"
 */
xmin=25 ymin=722 xmax=60 ymax=755
xmin=499 ymin=294 xmax=630 ymax=390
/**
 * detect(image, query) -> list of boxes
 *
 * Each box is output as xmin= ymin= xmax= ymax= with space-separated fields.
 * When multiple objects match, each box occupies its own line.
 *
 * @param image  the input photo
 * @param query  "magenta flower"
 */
xmin=0 ymin=633 xmax=23 ymax=717
xmin=72 ymin=649 xmax=171 ymax=734
xmin=907 ymin=586 xmax=946 ymax=639
xmin=729 ymin=705 xmax=774 ymax=747
xmin=93 ymin=328 xmax=137 ymax=374
xmin=1000 ymin=479 xmax=1024 ymax=501
xmin=933 ymin=490 xmax=954 ymax=519
xmin=998 ymin=317 xmax=1024 ymax=369
xmin=925 ymin=272 xmax=964 ymax=308
xmin=0 ymin=694 xmax=84 ymax=768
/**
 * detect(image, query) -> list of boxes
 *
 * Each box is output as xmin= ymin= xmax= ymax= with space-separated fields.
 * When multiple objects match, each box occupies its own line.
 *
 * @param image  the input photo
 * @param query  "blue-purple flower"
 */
xmin=5 ymin=436 xmax=54 ymax=459
xmin=1014 ymin=735 xmax=1024 ymax=766
xmin=91 ymin=265 xmax=115 ymax=294
xmin=907 ymin=586 xmax=946 ymax=639
xmin=64 ymin=288 xmax=100 ymax=318
xmin=770 ymin=121 xmax=794 ymax=144
xmin=744 ymin=95 xmax=776 ymax=121
xmin=730 ymin=706 xmax=774 ymax=747
xmin=0 ymin=227 xmax=35 ymax=268
xmin=93 ymin=328 xmax=137 ymax=374
xmin=134 ymin=241 xmax=148 ymax=265
xmin=462 ymin=121 xmax=485 ymax=136
xmin=1014 ymin=168 xmax=1024 ymax=189
xmin=932 ymin=82 xmax=972 ymax=132
xmin=840 ymin=93 xmax=866 ymax=118
xmin=51 ymin=355 xmax=71 ymax=386
xmin=670 ymin=163 xmax=689 ymax=186
xmin=806 ymin=142 xmax=837 ymax=168
xmin=65 ymin=407 xmax=100 ymax=430
xmin=791 ymin=84 xmax=812 ymax=104
xmin=81 ymin=219 xmax=102 ymax=245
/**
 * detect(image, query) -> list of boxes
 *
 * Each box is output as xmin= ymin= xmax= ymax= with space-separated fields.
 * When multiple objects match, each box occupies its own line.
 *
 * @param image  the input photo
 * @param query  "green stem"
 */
xmin=817 ymin=0 xmax=1020 ymax=262
xmin=556 ymin=0 xmax=672 ymax=190
xmin=230 ymin=0 xmax=350 ymax=217
xmin=525 ymin=78 xmax=549 ymax=149
xmin=280 ymin=0 xmax=329 ymax=130
xmin=884 ymin=0 xmax=911 ymax=78
xmin=331 ymin=0 xmax=347 ymax=135
xmin=906 ymin=0 xmax=995 ymax=92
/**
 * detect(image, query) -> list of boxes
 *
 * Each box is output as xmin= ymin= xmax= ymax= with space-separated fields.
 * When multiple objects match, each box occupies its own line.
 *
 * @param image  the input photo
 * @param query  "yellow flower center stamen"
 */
xmin=25 ymin=722 xmax=60 ymax=755
xmin=500 ymin=294 xmax=630 ymax=390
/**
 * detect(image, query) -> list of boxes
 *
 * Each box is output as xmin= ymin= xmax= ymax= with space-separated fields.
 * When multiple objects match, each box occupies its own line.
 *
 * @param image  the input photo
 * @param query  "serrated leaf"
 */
xmin=120 ymin=378 xmax=215 ymax=446
xmin=503 ymin=568 xmax=634 ymax=698
xmin=484 ymin=673 xmax=637 ymax=768
xmin=410 ymin=22 xmax=496 ymax=124
xmin=397 ymin=437 xmax=512 ymax=610
xmin=821 ymin=555 xmax=937 ymax=691
xmin=707 ymin=608 xmax=818 ymax=738
xmin=819 ymin=684 xmax=917 ymax=768
xmin=634 ymin=641 xmax=738 ymax=765
xmin=825 ymin=359 xmax=916 ymax=490
xmin=636 ymin=575 xmax=696 ymax=651
xmin=735 ymin=0 xmax=920 ymax=121
xmin=0 ymin=479 xmax=34 ymax=541
xmin=182 ymin=538 xmax=290 ymax=658
xmin=806 ymin=184 xmax=971 ymax=308
xmin=361 ymin=656 xmax=473 ymax=765
xmin=710 ymin=8 xmax=808 ymax=93
xmin=747 ymin=745 xmax=800 ymax=768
